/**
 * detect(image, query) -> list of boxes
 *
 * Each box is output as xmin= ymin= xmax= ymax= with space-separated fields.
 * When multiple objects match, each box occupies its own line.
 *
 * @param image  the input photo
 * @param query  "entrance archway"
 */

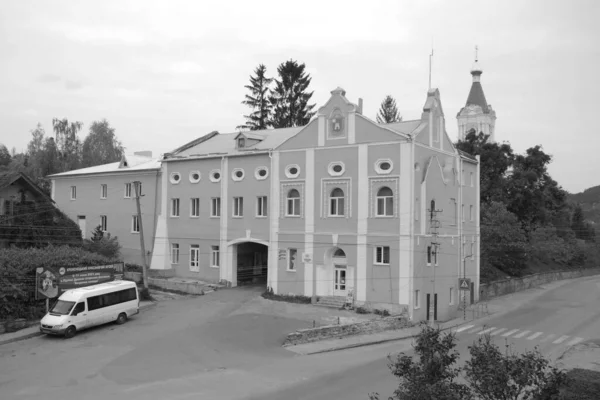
xmin=235 ymin=242 xmax=268 ymax=286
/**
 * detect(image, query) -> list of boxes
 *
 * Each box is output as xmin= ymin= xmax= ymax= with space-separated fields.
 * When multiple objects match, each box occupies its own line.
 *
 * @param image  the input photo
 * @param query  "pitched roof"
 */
xmin=0 ymin=171 xmax=53 ymax=201
xmin=382 ymin=119 xmax=423 ymax=136
xmin=48 ymin=155 xmax=161 ymax=178
xmin=465 ymin=81 xmax=489 ymax=114
xmin=168 ymin=127 xmax=303 ymax=159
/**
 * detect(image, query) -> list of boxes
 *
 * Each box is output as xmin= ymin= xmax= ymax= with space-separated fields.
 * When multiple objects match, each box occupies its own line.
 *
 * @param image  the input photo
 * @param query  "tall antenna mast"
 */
xmin=428 ymin=40 xmax=434 ymax=90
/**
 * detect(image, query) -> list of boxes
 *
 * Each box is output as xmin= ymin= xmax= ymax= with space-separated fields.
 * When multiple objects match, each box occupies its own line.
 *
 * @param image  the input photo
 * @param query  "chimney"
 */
xmin=133 ymin=151 xmax=153 ymax=158
xmin=358 ymin=98 xmax=363 ymax=115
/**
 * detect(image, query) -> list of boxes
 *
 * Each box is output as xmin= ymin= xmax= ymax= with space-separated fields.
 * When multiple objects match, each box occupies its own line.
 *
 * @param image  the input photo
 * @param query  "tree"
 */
xmin=52 ymin=118 xmax=83 ymax=172
xmin=376 ymin=95 xmax=402 ymax=124
xmin=464 ymin=333 xmax=567 ymax=400
xmin=81 ymin=119 xmax=123 ymax=168
xmin=370 ymin=324 xmax=472 ymax=400
xmin=237 ymin=64 xmax=273 ymax=131
xmin=0 ymin=144 xmax=11 ymax=166
xmin=269 ymin=60 xmax=316 ymax=128
xmin=83 ymin=225 xmax=121 ymax=259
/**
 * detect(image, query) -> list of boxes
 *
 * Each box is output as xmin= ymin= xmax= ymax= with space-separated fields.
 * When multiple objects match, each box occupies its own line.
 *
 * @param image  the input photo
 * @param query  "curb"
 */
xmin=293 ymin=319 xmax=476 ymax=355
xmin=0 ymin=302 xmax=157 ymax=347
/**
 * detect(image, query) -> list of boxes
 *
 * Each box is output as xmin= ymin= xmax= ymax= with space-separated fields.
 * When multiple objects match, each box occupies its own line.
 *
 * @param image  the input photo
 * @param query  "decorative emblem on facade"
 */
xmin=328 ymin=109 xmax=346 ymax=138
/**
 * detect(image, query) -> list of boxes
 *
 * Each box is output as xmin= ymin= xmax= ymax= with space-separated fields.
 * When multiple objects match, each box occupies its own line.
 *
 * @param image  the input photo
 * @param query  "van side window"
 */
xmin=72 ymin=302 xmax=85 ymax=315
xmin=87 ymin=288 xmax=137 ymax=311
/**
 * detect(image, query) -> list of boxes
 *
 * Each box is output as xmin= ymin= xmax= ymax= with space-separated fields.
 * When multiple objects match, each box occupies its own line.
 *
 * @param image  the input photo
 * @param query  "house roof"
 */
xmin=458 ymin=149 xmax=478 ymax=163
xmin=48 ymin=154 xmax=161 ymax=178
xmin=381 ymin=119 xmax=423 ymax=136
xmin=167 ymin=127 xmax=303 ymax=159
xmin=0 ymin=171 xmax=53 ymax=202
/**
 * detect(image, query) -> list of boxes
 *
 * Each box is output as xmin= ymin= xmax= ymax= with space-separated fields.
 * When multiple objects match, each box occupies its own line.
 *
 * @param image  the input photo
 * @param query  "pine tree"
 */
xmin=376 ymin=95 xmax=402 ymax=124
xmin=237 ymin=64 xmax=273 ymax=131
xmin=269 ymin=60 xmax=316 ymax=128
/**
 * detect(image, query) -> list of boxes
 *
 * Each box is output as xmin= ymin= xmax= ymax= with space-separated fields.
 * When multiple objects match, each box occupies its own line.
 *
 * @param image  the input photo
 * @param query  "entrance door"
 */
xmin=426 ymin=293 xmax=438 ymax=321
xmin=333 ymin=265 xmax=347 ymax=296
xmin=77 ymin=216 xmax=86 ymax=239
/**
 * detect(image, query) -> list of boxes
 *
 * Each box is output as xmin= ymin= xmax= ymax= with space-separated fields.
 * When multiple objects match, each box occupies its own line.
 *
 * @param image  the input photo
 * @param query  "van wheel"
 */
xmin=64 ymin=326 xmax=76 ymax=339
xmin=116 ymin=313 xmax=127 ymax=325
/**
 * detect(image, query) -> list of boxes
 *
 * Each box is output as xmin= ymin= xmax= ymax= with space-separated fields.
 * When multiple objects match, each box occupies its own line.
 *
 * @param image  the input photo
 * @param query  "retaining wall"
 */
xmin=479 ymin=267 xmax=600 ymax=301
xmin=283 ymin=316 xmax=413 ymax=346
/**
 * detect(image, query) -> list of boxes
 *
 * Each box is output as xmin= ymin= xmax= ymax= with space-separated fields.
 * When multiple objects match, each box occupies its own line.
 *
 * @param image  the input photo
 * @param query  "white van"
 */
xmin=40 ymin=280 xmax=140 ymax=338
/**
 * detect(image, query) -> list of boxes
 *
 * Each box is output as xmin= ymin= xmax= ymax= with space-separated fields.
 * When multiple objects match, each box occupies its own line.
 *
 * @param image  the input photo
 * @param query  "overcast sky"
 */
xmin=1 ymin=0 xmax=598 ymax=193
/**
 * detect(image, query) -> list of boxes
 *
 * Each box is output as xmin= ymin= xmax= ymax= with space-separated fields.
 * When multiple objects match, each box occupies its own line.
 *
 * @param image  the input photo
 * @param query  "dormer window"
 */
xmin=238 ymin=138 xmax=245 ymax=148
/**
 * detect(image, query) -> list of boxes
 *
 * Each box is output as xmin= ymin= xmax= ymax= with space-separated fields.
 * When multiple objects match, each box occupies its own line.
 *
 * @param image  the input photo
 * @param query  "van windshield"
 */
xmin=50 ymin=300 xmax=75 ymax=316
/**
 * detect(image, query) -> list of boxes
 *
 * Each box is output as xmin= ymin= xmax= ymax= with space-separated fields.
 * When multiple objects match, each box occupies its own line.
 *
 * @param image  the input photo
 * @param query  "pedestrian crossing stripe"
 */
xmin=490 ymin=328 xmax=507 ymax=336
xmin=513 ymin=330 xmax=531 ymax=338
xmin=527 ymin=332 xmax=543 ymax=340
xmin=502 ymin=329 xmax=520 ymax=337
xmin=477 ymin=327 xmax=496 ymax=335
xmin=553 ymin=335 xmax=569 ymax=344
xmin=454 ymin=326 xmax=586 ymax=347
xmin=454 ymin=324 xmax=474 ymax=333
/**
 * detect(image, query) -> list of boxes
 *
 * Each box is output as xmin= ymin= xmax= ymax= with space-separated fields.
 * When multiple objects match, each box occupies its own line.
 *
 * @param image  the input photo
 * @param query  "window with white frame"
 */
xmin=287 ymin=248 xmax=297 ymax=271
xmin=374 ymin=246 xmax=390 ymax=265
xmin=375 ymin=159 xmax=393 ymax=175
xmin=232 ymin=168 xmax=245 ymax=181
xmin=211 ymin=197 xmax=221 ymax=217
xmin=100 ymin=184 xmax=107 ymax=199
xmin=257 ymin=196 xmax=267 ymax=217
xmin=286 ymin=189 xmax=300 ymax=216
xmin=125 ymin=183 xmax=132 ymax=198
xmin=255 ymin=166 xmax=269 ymax=180
xmin=132 ymin=215 xmax=140 ymax=233
xmin=170 ymin=243 xmax=179 ymax=264
xmin=450 ymin=287 xmax=454 ymax=305
xmin=190 ymin=245 xmax=199 ymax=271
xmin=329 ymin=188 xmax=345 ymax=216
xmin=138 ymin=182 xmax=142 ymax=195
xmin=285 ymin=164 xmax=300 ymax=179
xmin=427 ymin=246 xmax=432 ymax=266
xmin=233 ymin=197 xmax=244 ymax=217
xmin=414 ymin=290 xmax=420 ymax=309
xmin=190 ymin=198 xmax=200 ymax=217
xmin=169 ymin=172 xmax=181 ymax=184
xmin=171 ymin=198 xmax=180 ymax=217
xmin=470 ymin=205 xmax=474 ymax=221
xmin=100 ymin=215 xmax=107 ymax=232
xmin=376 ymin=186 xmax=393 ymax=216
xmin=211 ymin=246 xmax=220 ymax=267
xmin=70 ymin=186 xmax=76 ymax=200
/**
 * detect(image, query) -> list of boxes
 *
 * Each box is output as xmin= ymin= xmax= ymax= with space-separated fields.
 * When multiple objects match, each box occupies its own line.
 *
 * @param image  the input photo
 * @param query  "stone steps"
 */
xmin=316 ymin=296 xmax=347 ymax=309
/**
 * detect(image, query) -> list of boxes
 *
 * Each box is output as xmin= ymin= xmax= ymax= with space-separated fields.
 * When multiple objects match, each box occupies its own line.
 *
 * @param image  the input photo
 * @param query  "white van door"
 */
xmin=70 ymin=302 xmax=88 ymax=330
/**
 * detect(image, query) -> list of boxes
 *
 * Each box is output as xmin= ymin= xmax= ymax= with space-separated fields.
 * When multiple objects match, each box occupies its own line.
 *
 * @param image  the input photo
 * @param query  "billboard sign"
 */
xmin=35 ymin=263 xmax=124 ymax=299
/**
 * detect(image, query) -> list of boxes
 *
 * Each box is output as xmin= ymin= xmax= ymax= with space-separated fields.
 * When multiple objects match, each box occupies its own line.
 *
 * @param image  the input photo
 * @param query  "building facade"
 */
xmin=50 ymin=87 xmax=480 ymax=322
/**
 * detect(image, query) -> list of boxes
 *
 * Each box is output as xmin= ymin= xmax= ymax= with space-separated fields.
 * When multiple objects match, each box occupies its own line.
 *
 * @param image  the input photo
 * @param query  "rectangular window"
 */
xmin=287 ymin=194 xmax=300 ymax=216
xmin=132 ymin=215 xmax=140 ymax=233
xmin=125 ymin=183 xmax=132 ymax=198
xmin=170 ymin=243 xmax=179 ymax=264
xmin=190 ymin=245 xmax=199 ymax=271
xmin=374 ymin=246 xmax=390 ymax=265
xmin=233 ymin=197 xmax=244 ymax=217
xmin=427 ymin=246 xmax=432 ymax=266
xmin=70 ymin=186 xmax=76 ymax=200
xmin=190 ymin=198 xmax=200 ymax=217
xmin=376 ymin=196 xmax=393 ymax=216
xmin=330 ymin=192 xmax=345 ymax=217
xmin=211 ymin=246 xmax=220 ymax=267
xmin=450 ymin=198 xmax=457 ymax=225
xmin=100 ymin=215 xmax=107 ymax=232
xmin=100 ymin=184 xmax=107 ymax=199
xmin=450 ymin=287 xmax=454 ymax=305
xmin=414 ymin=290 xmax=420 ymax=309
xmin=470 ymin=205 xmax=474 ymax=221
xmin=257 ymin=196 xmax=267 ymax=217
xmin=211 ymin=197 xmax=221 ymax=217
xmin=138 ymin=182 xmax=142 ymax=195
xmin=470 ymin=172 xmax=474 ymax=187
xmin=171 ymin=198 xmax=180 ymax=217
xmin=287 ymin=248 xmax=297 ymax=271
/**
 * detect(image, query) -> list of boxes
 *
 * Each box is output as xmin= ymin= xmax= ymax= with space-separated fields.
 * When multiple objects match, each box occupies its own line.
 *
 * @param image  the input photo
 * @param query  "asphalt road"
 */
xmin=1 ymin=276 xmax=598 ymax=400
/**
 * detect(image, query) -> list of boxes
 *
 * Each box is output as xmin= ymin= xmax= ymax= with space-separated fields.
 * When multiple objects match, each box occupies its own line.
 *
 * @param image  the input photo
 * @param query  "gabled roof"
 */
xmin=381 ymin=119 xmax=423 ymax=136
xmin=167 ymin=127 xmax=303 ymax=159
xmin=48 ymin=155 xmax=161 ymax=178
xmin=0 ymin=171 xmax=53 ymax=202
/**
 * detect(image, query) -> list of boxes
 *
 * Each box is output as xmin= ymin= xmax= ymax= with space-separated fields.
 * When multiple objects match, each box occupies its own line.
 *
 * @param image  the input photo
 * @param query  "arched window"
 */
xmin=286 ymin=189 xmax=300 ymax=216
xmin=330 ymin=188 xmax=345 ymax=216
xmin=376 ymin=187 xmax=394 ymax=216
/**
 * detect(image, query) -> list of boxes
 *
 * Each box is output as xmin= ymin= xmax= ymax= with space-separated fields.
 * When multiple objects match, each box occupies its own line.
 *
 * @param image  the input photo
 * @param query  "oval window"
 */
xmin=375 ymin=159 xmax=393 ymax=175
xmin=170 ymin=173 xmax=181 ymax=184
xmin=289 ymin=167 xmax=298 ymax=175
xmin=380 ymin=162 xmax=391 ymax=171
xmin=189 ymin=171 xmax=201 ymax=183
xmin=333 ymin=164 xmax=342 ymax=173
xmin=258 ymin=169 xmax=267 ymax=177
xmin=214 ymin=172 xmax=220 ymax=179
xmin=235 ymin=170 xmax=243 ymax=178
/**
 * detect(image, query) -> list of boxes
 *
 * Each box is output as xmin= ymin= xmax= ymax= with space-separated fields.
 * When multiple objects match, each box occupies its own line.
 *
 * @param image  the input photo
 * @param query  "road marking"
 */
xmin=455 ymin=325 xmax=474 ymax=333
xmin=490 ymin=328 xmax=507 ymax=336
xmin=477 ymin=327 xmax=496 ymax=335
xmin=502 ymin=329 xmax=520 ymax=337
xmin=467 ymin=326 xmax=483 ymax=334
xmin=566 ymin=337 xmax=584 ymax=346
xmin=553 ymin=335 xmax=570 ymax=344
xmin=540 ymin=334 xmax=556 ymax=343
xmin=527 ymin=332 xmax=543 ymax=340
xmin=513 ymin=330 xmax=531 ymax=338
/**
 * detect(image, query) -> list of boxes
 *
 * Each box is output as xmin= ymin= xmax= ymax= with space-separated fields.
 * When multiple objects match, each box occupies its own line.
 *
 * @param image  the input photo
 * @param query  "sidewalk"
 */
xmin=284 ymin=277 xmax=587 ymax=355
xmin=0 ymin=300 xmax=156 ymax=346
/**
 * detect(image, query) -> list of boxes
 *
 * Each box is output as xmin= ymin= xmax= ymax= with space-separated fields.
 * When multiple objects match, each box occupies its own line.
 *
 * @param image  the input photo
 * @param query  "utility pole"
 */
xmin=428 ymin=199 xmax=443 ymax=327
xmin=462 ymin=243 xmax=474 ymax=320
xmin=133 ymin=181 xmax=149 ymax=289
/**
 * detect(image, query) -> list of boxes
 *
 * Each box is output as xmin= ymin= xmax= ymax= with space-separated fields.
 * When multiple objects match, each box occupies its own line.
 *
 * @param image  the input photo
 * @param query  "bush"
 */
xmin=139 ymin=287 xmax=153 ymax=301
xmin=355 ymin=306 xmax=369 ymax=314
xmin=125 ymin=263 xmax=144 ymax=273
xmin=0 ymin=245 xmax=118 ymax=319
xmin=261 ymin=287 xmax=312 ymax=304
xmin=82 ymin=225 xmax=121 ymax=259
